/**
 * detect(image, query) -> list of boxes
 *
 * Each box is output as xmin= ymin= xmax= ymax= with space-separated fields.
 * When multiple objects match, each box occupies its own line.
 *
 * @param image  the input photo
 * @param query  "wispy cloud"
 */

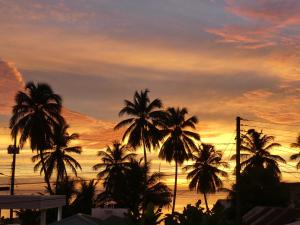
xmin=207 ymin=0 xmax=300 ymax=49
xmin=226 ymin=0 xmax=300 ymax=26
xmin=0 ymin=0 xmax=92 ymax=23
xmin=206 ymin=24 xmax=278 ymax=49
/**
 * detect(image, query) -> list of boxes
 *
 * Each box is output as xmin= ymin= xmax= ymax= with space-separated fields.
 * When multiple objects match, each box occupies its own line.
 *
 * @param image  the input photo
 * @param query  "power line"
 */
xmin=241 ymin=124 xmax=299 ymax=133
xmin=244 ymin=119 xmax=300 ymax=129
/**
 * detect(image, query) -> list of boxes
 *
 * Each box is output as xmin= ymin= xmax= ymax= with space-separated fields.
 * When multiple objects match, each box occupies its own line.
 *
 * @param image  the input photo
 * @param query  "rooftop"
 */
xmin=0 ymin=195 xmax=65 ymax=210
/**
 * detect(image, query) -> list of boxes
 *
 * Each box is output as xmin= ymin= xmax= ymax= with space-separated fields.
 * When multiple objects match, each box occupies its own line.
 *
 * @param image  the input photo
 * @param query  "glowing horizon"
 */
xmin=1 ymin=0 xmax=300 ymax=210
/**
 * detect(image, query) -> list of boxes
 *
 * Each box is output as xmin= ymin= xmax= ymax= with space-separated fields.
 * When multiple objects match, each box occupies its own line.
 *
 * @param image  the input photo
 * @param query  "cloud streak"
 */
xmin=207 ymin=0 xmax=300 ymax=49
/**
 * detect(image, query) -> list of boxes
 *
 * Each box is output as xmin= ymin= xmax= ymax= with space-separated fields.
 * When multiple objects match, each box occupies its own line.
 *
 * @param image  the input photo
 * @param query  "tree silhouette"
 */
xmin=10 ymin=82 xmax=64 ymax=193
xmin=72 ymin=179 xmax=98 ymax=215
xmin=32 ymin=123 xmax=82 ymax=188
xmin=158 ymin=107 xmax=200 ymax=214
xmin=290 ymin=135 xmax=300 ymax=169
xmin=184 ymin=144 xmax=228 ymax=212
xmin=114 ymin=89 xmax=164 ymax=164
xmin=123 ymin=159 xmax=172 ymax=221
xmin=232 ymin=129 xmax=285 ymax=178
xmin=93 ymin=141 xmax=136 ymax=204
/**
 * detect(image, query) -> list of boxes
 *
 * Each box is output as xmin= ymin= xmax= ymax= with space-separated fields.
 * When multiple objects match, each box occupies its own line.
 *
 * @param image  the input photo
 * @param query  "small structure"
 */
xmin=0 ymin=195 xmax=66 ymax=225
xmin=91 ymin=201 xmax=128 ymax=220
xmin=91 ymin=208 xmax=128 ymax=220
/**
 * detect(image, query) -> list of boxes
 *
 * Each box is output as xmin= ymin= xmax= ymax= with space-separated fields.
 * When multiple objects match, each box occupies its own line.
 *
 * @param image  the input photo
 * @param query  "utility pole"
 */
xmin=236 ymin=116 xmax=242 ymax=225
xmin=9 ymin=137 xmax=19 ymax=219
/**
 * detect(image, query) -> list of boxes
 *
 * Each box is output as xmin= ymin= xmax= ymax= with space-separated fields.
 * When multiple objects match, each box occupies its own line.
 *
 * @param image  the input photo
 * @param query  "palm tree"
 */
xmin=10 ymin=82 xmax=64 ymax=193
xmin=158 ymin=107 xmax=200 ymax=213
xmin=114 ymin=89 xmax=164 ymax=164
xmin=32 ymin=123 xmax=82 ymax=188
xmin=232 ymin=129 xmax=285 ymax=178
xmin=93 ymin=141 xmax=136 ymax=203
xmin=56 ymin=177 xmax=77 ymax=202
xmin=124 ymin=159 xmax=172 ymax=221
xmin=184 ymin=144 xmax=228 ymax=212
xmin=290 ymin=136 xmax=300 ymax=169
xmin=72 ymin=179 xmax=98 ymax=215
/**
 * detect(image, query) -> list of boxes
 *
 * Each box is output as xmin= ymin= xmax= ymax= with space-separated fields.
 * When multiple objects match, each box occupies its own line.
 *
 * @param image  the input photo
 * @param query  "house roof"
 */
xmin=0 ymin=195 xmax=65 ymax=209
xmin=49 ymin=214 xmax=128 ymax=225
xmin=243 ymin=206 xmax=300 ymax=225
xmin=285 ymin=221 xmax=300 ymax=225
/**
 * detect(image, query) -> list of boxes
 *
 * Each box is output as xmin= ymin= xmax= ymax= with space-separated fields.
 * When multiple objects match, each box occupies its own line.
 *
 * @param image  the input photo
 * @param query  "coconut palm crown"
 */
xmin=32 ymin=123 xmax=82 ymax=186
xmin=114 ymin=89 xmax=164 ymax=163
xmin=158 ymin=107 xmax=200 ymax=214
xmin=232 ymin=129 xmax=285 ymax=178
xmin=10 ymin=82 xmax=64 ymax=193
xmin=290 ymin=135 xmax=300 ymax=169
xmin=184 ymin=143 xmax=228 ymax=212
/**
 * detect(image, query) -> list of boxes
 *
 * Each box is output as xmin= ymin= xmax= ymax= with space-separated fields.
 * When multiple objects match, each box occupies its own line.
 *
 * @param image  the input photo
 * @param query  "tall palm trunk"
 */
xmin=203 ymin=192 xmax=210 ymax=213
xmin=172 ymin=160 xmax=178 ymax=214
xmin=39 ymin=149 xmax=53 ymax=194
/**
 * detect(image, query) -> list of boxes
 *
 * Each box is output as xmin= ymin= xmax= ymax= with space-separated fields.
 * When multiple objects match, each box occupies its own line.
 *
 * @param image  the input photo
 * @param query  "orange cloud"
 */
xmin=206 ymin=25 xmax=278 ymax=49
xmin=62 ymin=108 xmax=123 ymax=149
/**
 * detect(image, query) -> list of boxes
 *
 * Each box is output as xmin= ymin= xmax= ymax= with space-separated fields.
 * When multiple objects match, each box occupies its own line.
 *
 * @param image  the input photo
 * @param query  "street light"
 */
xmin=8 ymin=144 xmax=19 ymax=219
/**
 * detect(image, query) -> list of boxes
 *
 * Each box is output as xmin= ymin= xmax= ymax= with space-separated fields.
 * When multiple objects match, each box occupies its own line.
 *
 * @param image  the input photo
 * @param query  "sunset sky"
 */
xmin=1 ymin=0 xmax=300 ymax=206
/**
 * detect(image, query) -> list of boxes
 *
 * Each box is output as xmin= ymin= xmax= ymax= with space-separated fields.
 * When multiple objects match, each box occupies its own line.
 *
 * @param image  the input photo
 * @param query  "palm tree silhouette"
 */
xmin=93 ymin=141 xmax=136 ymax=201
xmin=10 ymin=82 xmax=64 ymax=193
xmin=114 ymin=89 xmax=164 ymax=164
xmin=123 ymin=158 xmax=172 ymax=221
xmin=158 ymin=107 xmax=200 ymax=214
xmin=184 ymin=143 xmax=228 ymax=212
xmin=32 ymin=123 xmax=82 ymax=188
xmin=72 ymin=179 xmax=98 ymax=215
xmin=232 ymin=129 xmax=285 ymax=178
xmin=126 ymin=159 xmax=172 ymax=214
xmin=54 ymin=177 xmax=77 ymax=217
xmin=290 ymin=136 xmax=300 ymax=169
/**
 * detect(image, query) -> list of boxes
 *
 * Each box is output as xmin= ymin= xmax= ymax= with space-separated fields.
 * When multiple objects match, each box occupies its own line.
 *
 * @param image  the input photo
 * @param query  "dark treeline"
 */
xmin=3 ymin=82 xmax=300 ymax=225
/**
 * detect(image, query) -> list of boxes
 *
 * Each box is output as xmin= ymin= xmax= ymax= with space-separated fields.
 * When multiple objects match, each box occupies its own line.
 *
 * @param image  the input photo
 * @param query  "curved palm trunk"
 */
xmin=172 ymin=160 xmax=178 ymax=214
xmin=39 ymin=149 xmax=53 ymax=194
xmin=203 ymin=192 xmax=210 ymax=213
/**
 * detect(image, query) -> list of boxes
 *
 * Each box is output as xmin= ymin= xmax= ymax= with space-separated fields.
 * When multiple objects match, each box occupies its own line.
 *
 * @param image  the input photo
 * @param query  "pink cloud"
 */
xmin=207 ymin=0 xmax=300 ymax=49
xmin=226 ymin=0 xmax=300 ymax=26
xmin=0 ymin=59 xmax=24 ymax=115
